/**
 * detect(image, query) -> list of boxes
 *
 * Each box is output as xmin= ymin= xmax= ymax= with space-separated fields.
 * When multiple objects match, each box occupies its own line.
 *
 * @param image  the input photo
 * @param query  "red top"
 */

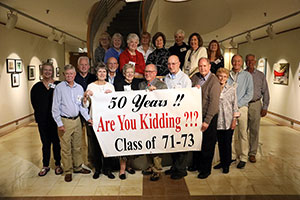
xmin=119 ymin=48 xmax=146 ymax=74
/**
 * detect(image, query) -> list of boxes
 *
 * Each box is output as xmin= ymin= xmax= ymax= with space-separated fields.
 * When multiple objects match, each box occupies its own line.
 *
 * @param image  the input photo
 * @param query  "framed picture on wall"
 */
xmin=273 ymin=63 xmax=289 ymax=85
xmin=6 ymin=58 xmax=15 ymax=73
xmin=56 ymin=67 xmax=60 ymax=77
xmin=257 ymin=58 xmax=267 ymax=75
xmin=15 ymin=59 xmax=23 ymax=73
xmin=28 ymin=65 xmax=35 ymax=80
xmin=11 ymin=73 xmax=20 ymax=87
xmin=39 ymin=64 xmax=43 ymax=80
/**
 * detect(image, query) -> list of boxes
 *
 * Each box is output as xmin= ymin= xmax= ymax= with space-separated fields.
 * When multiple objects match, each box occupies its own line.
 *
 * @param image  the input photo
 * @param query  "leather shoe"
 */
xmin=74 ymin=168 xmax=91 ymax=174
xmin=171 ymin=171 xmax=187 ymax=180
xmin=197 ymin=171 xmax=211 ymax=179
xmin=249 ymin=155 xmax=256 ymax=163
xmin=104 ymin=170 xmax=115 ymax=179
xmin=150 ymin=172 xmax=160 ymax=181
xmin=119 ymin=173 xmax=126 ymax=180
xmin=213 ymin=163 xmax=222 ymax=169
xmin=64 ymin=174 xmax=72 ymax=182
xmin=165 ymin=168 xmax=174 ymax=175
xmin=237 ymin=161 xmax=246 ymax=169
xmin=222 ymin=167 xmax=229 ymax=174
xmin=142 ymin=167 xmax=153 ymax=175
xmin=126 ymin=168 xmax=135 ymax=174
xmin=93 ymin=171 xmax=100 ymax=179
xmin=187 ymin=166 xmax=197 ymax=172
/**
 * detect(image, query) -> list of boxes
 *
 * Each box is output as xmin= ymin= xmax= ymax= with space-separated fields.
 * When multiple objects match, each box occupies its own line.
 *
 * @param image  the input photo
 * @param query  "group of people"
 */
xmin=30 ymin=29 xmax=269 ymax=183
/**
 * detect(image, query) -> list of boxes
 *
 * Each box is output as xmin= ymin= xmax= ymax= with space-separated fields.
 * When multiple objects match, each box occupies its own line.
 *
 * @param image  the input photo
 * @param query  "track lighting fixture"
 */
xmin=58 ymin=33 xmax=65 ymax=45
xmin=266 ymin=24 xmax=276 ymax=39
xmin=6 ymin=10 xmax=18 ymax=29
xmin=47 ymin=29 xmax=56 ymax=41
xmin=246 ymin=32 xmax=254 ymax=43
xmin=229 ymin=38 xmax=237 ymax=48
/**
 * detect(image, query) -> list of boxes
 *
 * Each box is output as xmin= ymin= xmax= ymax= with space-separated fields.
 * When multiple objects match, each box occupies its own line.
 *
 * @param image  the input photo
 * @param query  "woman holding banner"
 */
xmin=114 ymin=63 xmax=139 ymax=179
xmin=83 ymin=62 xmax=115 ymax=179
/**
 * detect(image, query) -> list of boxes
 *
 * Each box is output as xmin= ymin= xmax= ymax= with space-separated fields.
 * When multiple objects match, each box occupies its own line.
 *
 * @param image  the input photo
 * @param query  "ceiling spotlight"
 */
xmin=47 ymin=29 xmax=56 ymax=41
xmin=6 ymin=11 xmax=18 ymax=29
xmin=58 ymin=33 xmax=65 ymax=45
xmin=229 ymin=38 xmax=237 ymax=48
xmin=246 ymin=32 xmax=254 ymax=43
xmin=266 ymin=24 xmax=276 ymax=39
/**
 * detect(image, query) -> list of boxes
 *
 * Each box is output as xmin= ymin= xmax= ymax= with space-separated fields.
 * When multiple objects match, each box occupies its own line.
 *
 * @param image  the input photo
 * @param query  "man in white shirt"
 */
xmin=164 ymin=55 xmax=192 ymax=179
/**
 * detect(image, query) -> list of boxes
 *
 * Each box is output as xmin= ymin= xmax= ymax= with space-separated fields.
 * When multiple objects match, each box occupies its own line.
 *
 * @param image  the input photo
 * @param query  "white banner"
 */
xmin=91 ymin=87 xmax=202 ymax=157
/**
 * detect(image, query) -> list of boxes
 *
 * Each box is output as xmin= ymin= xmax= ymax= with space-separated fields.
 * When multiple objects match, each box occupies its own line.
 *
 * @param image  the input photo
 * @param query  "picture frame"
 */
xmin=28 ymin=65 xmax=35 ymax=80
xmin=56 ymin=67 xmax=60 ymax=77
xmin=39 ymin=64 xmax=43 ymax=80
xmin=257 ymin=58 xmax=267 ymax=76
xmin=273 ymin=62 xmax=289 ymax=85
xmin=15 ymin=59 xmax=23 ymax=73
xmin=11 ymin=73 xmax=20 ymax=87
xmin=6 ymin=58 xmax=15 ymax=73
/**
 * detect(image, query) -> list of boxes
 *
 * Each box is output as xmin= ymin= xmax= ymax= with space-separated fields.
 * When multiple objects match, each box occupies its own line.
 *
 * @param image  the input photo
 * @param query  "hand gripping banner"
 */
xmin=91 ymin=87 xmax=202 ymax=157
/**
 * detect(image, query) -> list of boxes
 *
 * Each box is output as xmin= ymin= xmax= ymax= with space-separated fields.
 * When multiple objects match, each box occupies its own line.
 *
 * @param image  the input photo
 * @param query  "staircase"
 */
xmin=107 ymin=2 xmax=141 ymax=40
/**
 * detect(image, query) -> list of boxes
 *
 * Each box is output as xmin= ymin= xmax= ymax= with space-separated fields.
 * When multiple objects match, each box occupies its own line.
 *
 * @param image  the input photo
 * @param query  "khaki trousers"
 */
xmin=59 ymin=117 xmax=83 ymax=174
xmin=248 ymin=100 xmax=262 ymax=156
xmin=234 ymin=106 xmax=249 ymax=162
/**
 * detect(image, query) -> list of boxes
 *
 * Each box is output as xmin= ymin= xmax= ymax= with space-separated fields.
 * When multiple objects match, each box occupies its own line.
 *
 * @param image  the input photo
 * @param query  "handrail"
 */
xmin=0 ymin=114 xmax=34 ymax=129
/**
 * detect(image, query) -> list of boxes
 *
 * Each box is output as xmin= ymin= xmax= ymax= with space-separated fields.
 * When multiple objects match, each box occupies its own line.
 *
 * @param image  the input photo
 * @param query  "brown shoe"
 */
xmin=65 ymin=174 xmax=72 ymax=182
xmin=249 ymin=155 xmax=256 ymax=163
xmin=74 ymin=168 xmax=91 ymax=174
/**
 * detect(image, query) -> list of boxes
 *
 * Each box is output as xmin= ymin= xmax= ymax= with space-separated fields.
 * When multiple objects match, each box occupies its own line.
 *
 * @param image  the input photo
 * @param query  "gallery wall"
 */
xmin=239 ymin=28 xmax=300 ymax=122
xmin=0 ymin=25 xmax=64 ymax=134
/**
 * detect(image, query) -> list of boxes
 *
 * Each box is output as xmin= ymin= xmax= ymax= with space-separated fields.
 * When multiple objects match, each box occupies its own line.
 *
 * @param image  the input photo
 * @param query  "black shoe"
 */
xmin=171 ymin=171 xmax=187 ymax=180
xmin=150 ymin=172 xmax=160 ymax=181
xmin=213 ymin=163 xmax=222 ymax=169
xmin=165 ymin=168 xmax=174 ymax=175
xmin=119 ymin=173 xmax=126 ymax=180
xmin=237 ymin=161 xmax=246 ymax=169
xmin=187 ymin=166 xmax=197 ymax=172
xmin=197 ymin=171 xmax=211 ymax=179
xmin=222 ymin=167 xmax=229 ymax=174
xmin=93 ymin=171 xmax=100 ymax=179
xmin=142 ymin=167 xmax=153 ymax=175
xmin=231 ymin=159 xmax=236 ymax=163
xmin=126 ymin=168 xmax=135 ymax=174
xmin=104 ymin=170 xmax=115 ymax=179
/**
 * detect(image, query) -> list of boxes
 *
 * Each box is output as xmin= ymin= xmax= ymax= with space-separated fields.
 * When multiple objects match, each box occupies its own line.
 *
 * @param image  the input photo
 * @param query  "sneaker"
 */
xmin=38 ymin=167 xmax=50 ymax=176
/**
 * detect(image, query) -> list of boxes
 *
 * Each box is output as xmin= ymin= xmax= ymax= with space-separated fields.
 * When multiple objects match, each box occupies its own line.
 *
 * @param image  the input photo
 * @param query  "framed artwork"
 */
xmin=15 ymin=59 xmax=23 ymax=73
xmin=56 ymin=67 xmax=60 ymax=77
xmin=39 ymin=64 xmax=43 ymax=80
xmin=11 ymin=73 xmax=20 ymax=87
xmin=257 ymin=58 xmax=267 ymax=75
xmin=273 ymin=63 xmax=289 ymax=85
xmin=6 ymin=58 xmax=15 ymax=73
xmin=28 ymin=65 xmax=35 ymax=80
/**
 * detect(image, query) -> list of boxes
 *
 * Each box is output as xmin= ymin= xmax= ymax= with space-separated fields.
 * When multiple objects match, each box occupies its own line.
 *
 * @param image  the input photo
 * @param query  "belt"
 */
xmin=61 ymin=115 xmax=79 ymax=120
xmin=249 ymin=99 xmax=260 ymax=103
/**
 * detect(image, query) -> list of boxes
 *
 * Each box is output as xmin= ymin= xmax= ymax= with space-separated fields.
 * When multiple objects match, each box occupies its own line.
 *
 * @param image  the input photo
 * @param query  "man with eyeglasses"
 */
xmin=139 ymin=64 xmax=167 ymax=181
xmin=164 ymin=55 xmax=191 ymax=179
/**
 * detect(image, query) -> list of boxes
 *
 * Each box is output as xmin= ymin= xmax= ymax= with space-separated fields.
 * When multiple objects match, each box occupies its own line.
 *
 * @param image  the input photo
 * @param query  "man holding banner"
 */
xmin=164 ymin=55 xmax=192 ymax=179
xmin=191 ymin=57 xmax=221 ymax=179
xmin=139 ymin=64 xmax=167 ymax=181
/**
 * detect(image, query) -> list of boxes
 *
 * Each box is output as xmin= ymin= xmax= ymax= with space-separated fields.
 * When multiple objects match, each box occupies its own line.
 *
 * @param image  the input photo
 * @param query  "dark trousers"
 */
xmin=217 ymin=129 xmax=234 ymax=168
xmin=87 ymin=125 xmax=114 ymax=173
xmin=171 ymin=152 xmax=188 ymax=175
xmin=37 ymin=121 xmax=61 ymax=167
xmin=191 ymin=114 xmax=218 ymax=173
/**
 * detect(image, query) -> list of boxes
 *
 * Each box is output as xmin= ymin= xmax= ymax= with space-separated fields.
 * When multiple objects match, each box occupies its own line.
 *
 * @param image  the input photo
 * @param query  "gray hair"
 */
xmin=127 ymin=33 xmax=139 ymax=44
xmin=77 ymin=56 xmax=89 ymax=66
xmin=245 ymin=53 xmax=256 ymax=61
xmin=95 ymin=62 xmax=107 ymax=73
xmin=198 ymin=57 xmax=210 ymax=65
xmin=64 ymin=64 xmax=76 ymax=72
xmin=175 ymin=29 xmax=185 ymax=37
xmin=122 ymin=63 xmax=135 ymax=76
xmin=231 ymin=54 xmax=244 ymax=63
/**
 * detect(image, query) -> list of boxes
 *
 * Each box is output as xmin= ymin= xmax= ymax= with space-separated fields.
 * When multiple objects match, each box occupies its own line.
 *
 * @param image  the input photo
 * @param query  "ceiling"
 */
xmin=0 ymin=0 xmax=300 ymax=49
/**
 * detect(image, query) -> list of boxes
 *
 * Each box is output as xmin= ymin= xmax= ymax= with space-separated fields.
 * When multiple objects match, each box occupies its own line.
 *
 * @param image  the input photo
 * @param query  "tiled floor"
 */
xmin=0 ymin=117 xmax=300 ymax=199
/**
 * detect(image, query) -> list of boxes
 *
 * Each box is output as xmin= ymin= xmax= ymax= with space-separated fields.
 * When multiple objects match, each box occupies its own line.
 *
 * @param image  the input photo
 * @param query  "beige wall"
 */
xmin=239 ymin=28 xmax=300 ymax=121
xmin=0 ymin=25 xmax=64 ymax=134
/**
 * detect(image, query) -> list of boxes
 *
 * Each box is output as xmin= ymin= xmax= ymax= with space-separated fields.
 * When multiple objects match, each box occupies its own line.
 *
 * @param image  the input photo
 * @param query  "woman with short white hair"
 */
xmin=119 ymin=33 xmax=146 ymax=79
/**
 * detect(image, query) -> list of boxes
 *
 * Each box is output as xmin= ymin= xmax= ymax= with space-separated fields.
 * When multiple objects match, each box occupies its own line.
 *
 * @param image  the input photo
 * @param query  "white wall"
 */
xmin=0 ymin=25 xmax=64 ymax=134
xmin=239 ymin=29 xmax=300 ymax=122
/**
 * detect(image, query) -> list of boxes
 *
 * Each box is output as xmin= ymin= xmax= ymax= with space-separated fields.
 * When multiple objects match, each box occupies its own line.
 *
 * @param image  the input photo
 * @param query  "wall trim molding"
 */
xmin=268 ymin=111 xmax=300 ymax=125
xmin=0 ymin=113 xmax=34 ymax=129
